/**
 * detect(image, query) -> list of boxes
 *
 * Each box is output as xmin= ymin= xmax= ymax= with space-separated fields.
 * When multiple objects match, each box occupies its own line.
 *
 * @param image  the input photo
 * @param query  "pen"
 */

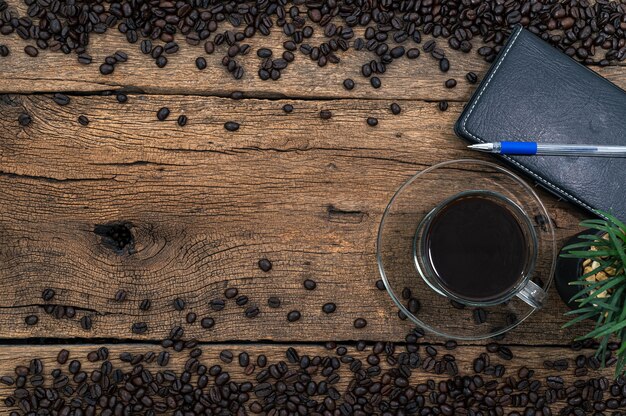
xmin=468 ymin=141 xmax=626 ymax=157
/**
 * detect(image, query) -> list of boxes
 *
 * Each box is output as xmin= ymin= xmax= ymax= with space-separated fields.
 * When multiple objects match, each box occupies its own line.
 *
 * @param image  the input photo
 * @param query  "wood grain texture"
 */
xmin=0 ymin=343 xmax=616 ymax=415
xmin=0 ymin=94 xmax=591 ymax=344
xmin=0 ymin=0 xmax=624 ymax=98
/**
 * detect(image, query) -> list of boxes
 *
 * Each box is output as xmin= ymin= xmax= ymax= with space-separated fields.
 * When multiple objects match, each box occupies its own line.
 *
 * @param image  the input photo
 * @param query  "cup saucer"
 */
xmin=377 ymin=159 xmax=556 ymax=340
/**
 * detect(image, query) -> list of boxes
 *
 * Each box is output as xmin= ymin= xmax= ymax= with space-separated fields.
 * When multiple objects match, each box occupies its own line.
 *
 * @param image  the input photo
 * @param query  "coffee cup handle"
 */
xmin=515 ymin=280 xmax=547 ymax=309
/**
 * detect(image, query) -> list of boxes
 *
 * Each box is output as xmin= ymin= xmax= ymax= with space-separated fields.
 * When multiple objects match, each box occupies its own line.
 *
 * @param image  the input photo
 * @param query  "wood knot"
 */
xmin=94 ymin=222 xmax=135 ymax=254
xmin=327 ymin=205 xmax=366 ymax=224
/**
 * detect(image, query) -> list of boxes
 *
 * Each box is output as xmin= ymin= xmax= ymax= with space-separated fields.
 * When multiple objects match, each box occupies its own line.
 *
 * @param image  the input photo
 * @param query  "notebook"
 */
xmin=455 ymin=26 xmax=626 ymax=221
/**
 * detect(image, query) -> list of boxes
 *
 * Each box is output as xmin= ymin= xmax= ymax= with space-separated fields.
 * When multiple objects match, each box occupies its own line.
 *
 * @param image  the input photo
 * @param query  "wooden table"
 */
xmin=2 ymin=1 xmax=626 ymax=412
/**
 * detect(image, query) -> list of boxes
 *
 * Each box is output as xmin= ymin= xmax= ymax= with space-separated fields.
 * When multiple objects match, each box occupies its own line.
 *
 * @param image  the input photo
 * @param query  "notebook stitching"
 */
xmin=460 ymin=28 xmax=594 ymax=212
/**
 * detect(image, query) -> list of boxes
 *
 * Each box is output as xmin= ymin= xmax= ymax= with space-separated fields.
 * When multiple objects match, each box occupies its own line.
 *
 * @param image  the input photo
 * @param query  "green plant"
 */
xmin=561 ymin=211 xmax=626 ymax=377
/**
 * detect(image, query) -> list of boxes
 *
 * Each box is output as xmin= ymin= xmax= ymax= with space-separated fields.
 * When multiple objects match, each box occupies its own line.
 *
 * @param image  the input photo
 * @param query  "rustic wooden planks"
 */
xmin=0 ymin=94 xmax=589 ymax=344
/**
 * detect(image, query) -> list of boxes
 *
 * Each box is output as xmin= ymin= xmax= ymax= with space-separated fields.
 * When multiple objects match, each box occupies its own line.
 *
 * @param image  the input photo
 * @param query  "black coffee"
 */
xmin=424 ymin=194 xmax=529 ymax=303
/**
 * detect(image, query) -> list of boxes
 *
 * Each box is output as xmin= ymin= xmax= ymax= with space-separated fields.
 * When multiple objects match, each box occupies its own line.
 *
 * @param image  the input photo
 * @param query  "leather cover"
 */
xmin=455 ymin=26 xmax=626 ymax=221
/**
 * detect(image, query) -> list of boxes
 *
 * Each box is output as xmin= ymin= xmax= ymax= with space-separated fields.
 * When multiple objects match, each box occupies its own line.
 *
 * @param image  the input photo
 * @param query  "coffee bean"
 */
xmin=354 ymin=318 xmax=367 ymax=329
xmin=177 ymin=115 xmax=188 ymax=127
xmin=236 ymin=295 xmax=249 ymax=306
xmin=303 ymin=279 xmax=317 ymax=290
xmin=209 ymin=299 xmax=225 ymax=311
xmin=112 ymin=289 xmax=127 ymax=302
xmin=78 ymin=115 xmax=89 ymax=126
xmin=18 ymin=113 xmax=32 ymax=127
xmin=99 ymin=64 xmax=114 ymax=75
xmin=406 ymin=48 xmax=420 ymax=59
xmin=57 ymin=349 xmax=69 ymax=365
xmin=375 ymin=279 xmax=385 ymax=290
xmin=439 ymin=58 xmax=450 ymax=72
xmin=287 ymin=310 xmax=301 ymax=322
xmin=24 ymin=315 xmax=38 ymax=325
xmin=466 ymin=72 xmax=478 ymax=84
xmin=131 ymin=322 xmax=148 ymax=334
xmin=322 ymin=303 xmax=336 ymax=314
xmin=219 ymin=350 xmax=233 ymax=363
xmin=257 ymin=48 xmax=272 ymax=58
xmin=116 ymin=94 xmax=128 ymax=103
xmin=155 ymin=56 xmax=167 ymax=68
xmin=185 ymin=312 xmax=197 ymax=324
xmin=195 ymin=57 xmax=207 ymax=70
xmin=224 ymin=121 xmax=240 ymax=131
xmin=200 ymin=317 xmax=215 ymax=329
xmin=258 ymin=258 xmax=272 ymax=272
xmin=156 ymin=107 xmax=170 ymax=121
xmin=139 ymin=299 xmax=151 ymax=311
xmin=370 ymin=77 xmax=381 ymax=89
xmin=41 ymin=289 xmax=55 ymax=302
xmin=0 ymin=45 xmax=9 ymax=57
xmin=320 ymin=110 xmax=332 ymax=120
xmin=390 ymin=103 xmax=401 ymax=115
xmin=445 ymin=79 xmax=457 ymax=88
xmin=438 ymin=101 xmax=449 ymax=111
xmin=268 ymin=297 xmax=281 ymax=308
xmin=282 ymin=104 xmax=294 ymax=113
xmin=407 ymin=298 xmax=420 ymax=314
xmin=473 ymin=308 xmax=487 ymax=324
xmin=204 ymin=41 xmax=215 ymax=55
xmin=52 ymin=93 xmax=70 ymax=106
xmin=244 ymin=306 xmax=260 ymax=318
xmin=343 ymin=78 xmax=355 ymax=90
xmin=497 ymin=346 xmax=513 ymax=360
xmin=79 ymin=315 xmax=92 ymax=330
xmin=24 ymin=45 xmax=38 ymax=57
xmin=224 ymin=288 xmax=238 ymax=299
xmin=367 ymin=117 xmax=378 ymax=127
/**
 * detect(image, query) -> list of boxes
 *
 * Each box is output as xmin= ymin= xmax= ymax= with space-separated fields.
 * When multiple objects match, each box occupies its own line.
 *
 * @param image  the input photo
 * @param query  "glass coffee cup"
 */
xmin=377 ymin=159 xmax=556 ymax=339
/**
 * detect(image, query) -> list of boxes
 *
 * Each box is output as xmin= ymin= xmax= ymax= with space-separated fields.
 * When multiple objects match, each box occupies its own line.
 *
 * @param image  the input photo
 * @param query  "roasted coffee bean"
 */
xmin=173 ymin=297 xmax=185 ymax=311
xmin=466 ymin=72 xmax=478 ymax=84
xmin=354 ymin=318 xmax=367 ymax=329
xmin=244 ymin=306 xmax=260 ymax=318
xmin=79 ymin=315 xmax=92 ymax=330
xmin=209 ymin=299 xmax=225 ymax=311
xmin=131 ymin=322 xmax=148 ymax=334
xmin=24 ymin=315 xmax=38 ymax=325
xmin=41 ymin=289 xmax=56 ymax=302
xmin=0 ymin=45 xmax=9 ymax=57
xmin=287 ymin=310 xmax=301 ymax=322
xmin=320 ymin=110 xmax=332 ymax=120
xmin=438 ymin=101 xmax=449 ymax=111
xmin=322 ymin=303 xmax=336 ymax=314
xmin=52 ymin=93 xmax=70 ymax=106
xmin=177 ymin=115 xmax=188 ymax=126
xmin=99 ymin=64 xmax=114 ymax=75
xmin=200 ymin=317 xmax=215 ymax=329
xmin=343 ymin=78 xmax=355 ymax=90
xmin=370 ymin=77 xmax=381 ymax=89
xmin=473 ymin=308 xmax=487 ymax=324
xmin=439 ymin=58 xmax=450 ymax=72
xmin=225 ymin=288 xmax=238 ymax=299
xmin=156 ymin=107 xmax=170 ymax=121
xmin=268 ymin=297 xmax=281 ymax=308
xmin=195 ymin=57 xmax=206 ymax=70
xmin=258 ymin=258 xmax=272 ymax=271
xmin=375 ymin=279 xmax=386 ymax=290
xmin=257 ymin=48 xmax=272 ymax=58
xmin=116 ymin=94 xmax=127 ymax=103
xmin=139 ymin=299 xmax=151 ymax=311
xmin=390 ymin=103 xmax=401 ymax=115
xmin=282 ymin=104 xmax=294 ymax=113
xmin=235 ymin=295 xmax=249 ymax=306
xmin=24 ymin=45 xmax=38 ymax=57
xmin=219 ymin=350 xmax=233 ymax=363
xmin=303 ymin=279 xmax=317 ymax=290
xmin=445 ymin=79 xmax=457 ymax=88
xmin=406 ymin=48 xmax=420 ymax=59
xmin=367 ymin=117 xmax=378 ymax=127
xmin=77 ymin=115 xmax=89 ymax=126
xmin=224 ymin=121 xmax=240 ymax=131
xmin=18 ymin=113 xmax=32 ymax=126
xmin=184 ymin=312 xmax=197 ymax=324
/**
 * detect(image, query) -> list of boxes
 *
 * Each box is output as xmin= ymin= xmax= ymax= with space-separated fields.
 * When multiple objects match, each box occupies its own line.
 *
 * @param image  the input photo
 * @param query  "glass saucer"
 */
xmin=377 ymin=159 xmax=556 ymax=340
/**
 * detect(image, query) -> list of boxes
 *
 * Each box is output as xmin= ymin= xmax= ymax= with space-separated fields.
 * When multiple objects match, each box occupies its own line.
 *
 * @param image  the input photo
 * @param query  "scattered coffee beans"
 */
xmin=224 ymin=121 xmax=240 ymax=131
xmin=156 ymin=107 xmax=170 ymax=121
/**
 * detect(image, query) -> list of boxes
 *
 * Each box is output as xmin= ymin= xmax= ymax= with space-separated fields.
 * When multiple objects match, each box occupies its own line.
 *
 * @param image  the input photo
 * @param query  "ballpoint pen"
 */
xmin=468 ymin=141 xmax=626 ymax=157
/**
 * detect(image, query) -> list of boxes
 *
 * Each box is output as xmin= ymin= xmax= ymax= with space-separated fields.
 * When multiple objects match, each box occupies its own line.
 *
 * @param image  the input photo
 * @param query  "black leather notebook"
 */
xmin=455 ymin=26 xmax=626 ymax=221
